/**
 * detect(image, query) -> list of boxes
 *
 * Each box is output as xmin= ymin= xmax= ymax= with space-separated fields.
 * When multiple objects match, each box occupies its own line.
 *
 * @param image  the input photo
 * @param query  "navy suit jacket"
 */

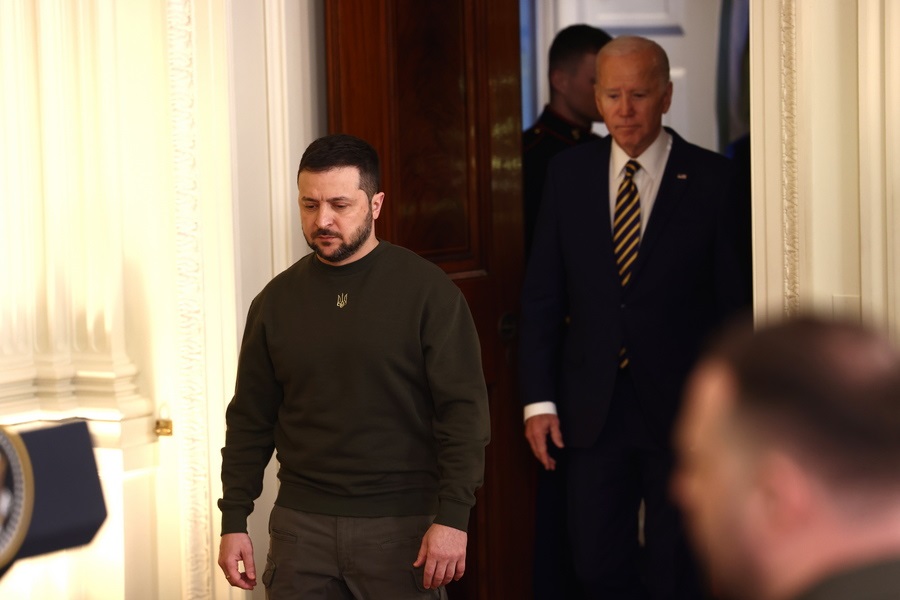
xmin=518 ymin=129 xmax=749 ymax=448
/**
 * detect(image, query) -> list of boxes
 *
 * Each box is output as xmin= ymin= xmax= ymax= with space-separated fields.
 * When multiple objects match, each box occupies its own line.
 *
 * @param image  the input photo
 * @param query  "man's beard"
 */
xmin=306 ymin=206 xmax=373 ymax=264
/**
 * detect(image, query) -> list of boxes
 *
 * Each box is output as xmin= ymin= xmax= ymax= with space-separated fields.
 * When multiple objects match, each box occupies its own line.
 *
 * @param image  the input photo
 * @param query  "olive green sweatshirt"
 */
xmin=219 ymin=241 xmax=490 ymax=534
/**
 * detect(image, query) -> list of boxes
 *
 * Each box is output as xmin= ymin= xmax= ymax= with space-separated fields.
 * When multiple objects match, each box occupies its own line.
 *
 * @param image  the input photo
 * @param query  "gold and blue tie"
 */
xmin=614 ymin=159 xmax=641 ymax=368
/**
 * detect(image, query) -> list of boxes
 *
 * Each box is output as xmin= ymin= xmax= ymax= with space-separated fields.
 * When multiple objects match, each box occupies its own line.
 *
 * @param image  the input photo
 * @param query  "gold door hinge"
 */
xmin=155 ymin=418 xmax=173 ymax=437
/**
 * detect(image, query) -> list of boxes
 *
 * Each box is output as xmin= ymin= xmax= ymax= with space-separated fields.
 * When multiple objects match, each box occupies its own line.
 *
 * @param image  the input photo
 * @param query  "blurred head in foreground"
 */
xmin=673 ymin=316 xmax=900 ymax=600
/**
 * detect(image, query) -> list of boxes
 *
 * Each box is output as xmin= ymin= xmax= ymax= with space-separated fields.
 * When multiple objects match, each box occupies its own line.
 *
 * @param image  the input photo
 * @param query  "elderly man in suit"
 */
xmin=519 ymin=36 xmax=749 ymax=599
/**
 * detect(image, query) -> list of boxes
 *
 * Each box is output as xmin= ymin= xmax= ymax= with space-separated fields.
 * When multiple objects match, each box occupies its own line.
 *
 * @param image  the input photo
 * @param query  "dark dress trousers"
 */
xmin=519 ymin=129 xmax=749 ymax=599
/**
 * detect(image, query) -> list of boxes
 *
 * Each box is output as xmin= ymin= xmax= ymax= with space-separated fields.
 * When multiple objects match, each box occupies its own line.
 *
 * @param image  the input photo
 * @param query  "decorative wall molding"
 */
xmin=165 ymin=0 xmax=213 ymax=597
xmin=752 ymin=0 xmax=898 ymax=337
xmin=780 ymin=0 xmax=800 ymax=317
xmin=750 ymin=0 xmax=798 ymax=323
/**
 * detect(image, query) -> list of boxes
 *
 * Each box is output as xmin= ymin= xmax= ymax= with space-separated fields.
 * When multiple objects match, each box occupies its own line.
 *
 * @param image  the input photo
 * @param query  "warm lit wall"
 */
xmin=0 ymin=0 xmax=898 ymax=598
xmin=751 ymin=0 xmax=900 ymax=341
xmin=0 ymin=0 xmax=235 ymax=597
xmin=1 ymin=0 xmax=324 ymax=597
xmin=228 ymin=2 xmax=325 ymax=599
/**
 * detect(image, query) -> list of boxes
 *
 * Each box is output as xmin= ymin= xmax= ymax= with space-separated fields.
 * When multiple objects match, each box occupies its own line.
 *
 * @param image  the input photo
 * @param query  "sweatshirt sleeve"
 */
xmin=218 ymin=293 xmax=281 ymax=534
xmin=422 ymin=286 xmax=491 ymax=532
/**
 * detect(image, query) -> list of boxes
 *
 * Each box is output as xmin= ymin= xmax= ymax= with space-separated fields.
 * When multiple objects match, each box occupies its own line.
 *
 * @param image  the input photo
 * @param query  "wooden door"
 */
xmin=326 ymin=1 xmax=534 ymax=598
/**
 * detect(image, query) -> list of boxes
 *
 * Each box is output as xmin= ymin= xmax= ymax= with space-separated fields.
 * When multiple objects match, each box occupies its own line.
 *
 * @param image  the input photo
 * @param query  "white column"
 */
xmin=0 ymin=0 xmax=152 ymax=424
xmin=858 ymin=0 xmax=900 ymax=342
xmin=797 ymin=0 xmax=861 ymax=320
xmin=886 ymin=0 xmax=900 ymax=343
xmin=32 ymin=0 xmax=81 ymax=415
xmin=858 ymin=0 xmax=888 ymax=329
xmin=66 ymin=0 xmax=149 ymax=421
xmin=0 ymin=0 xmax=163 ymax=598
xmin=751 ymin=0 xmax=900 ymax=340
xmin=0 ymin=0 xmax=42 ymax=418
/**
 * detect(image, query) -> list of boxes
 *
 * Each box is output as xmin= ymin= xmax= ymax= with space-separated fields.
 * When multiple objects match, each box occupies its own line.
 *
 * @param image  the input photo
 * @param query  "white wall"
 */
xmin=751 ymin=0 xmax=900 ymax=340
xmin=532 ymin=0 xmax=723 ymax=152
xmin=0 ymin=0 xmax=180 ymax=596
xmin=1 ymin=0 xmax=898 ymax=597
xmin=227 ymin=2 xmax=325 ymax=597
xmin=0 ymin=0 xmax=324 ymax=598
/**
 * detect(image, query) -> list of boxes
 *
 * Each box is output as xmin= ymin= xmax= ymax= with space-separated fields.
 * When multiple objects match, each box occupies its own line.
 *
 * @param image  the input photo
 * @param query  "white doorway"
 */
xmin=526 ymin=0 xmax=726 ymax=152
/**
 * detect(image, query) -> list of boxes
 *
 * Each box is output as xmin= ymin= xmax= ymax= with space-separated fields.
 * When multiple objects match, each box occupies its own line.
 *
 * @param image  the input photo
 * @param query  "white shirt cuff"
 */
xmin=523 ymin=401 xmax=557 ymax=423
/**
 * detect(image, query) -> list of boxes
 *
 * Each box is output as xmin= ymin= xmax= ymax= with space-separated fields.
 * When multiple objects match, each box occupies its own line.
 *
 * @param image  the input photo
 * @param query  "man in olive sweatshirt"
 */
xmin=217 ymin=134 xmax=490 ymax=599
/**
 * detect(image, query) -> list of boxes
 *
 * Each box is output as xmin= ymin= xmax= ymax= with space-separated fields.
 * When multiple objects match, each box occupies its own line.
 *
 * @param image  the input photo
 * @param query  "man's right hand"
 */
xmin=525 ymin=414 xmax=564 ymax=470
xmin=218 ymin=532 xmax=257 ymax=590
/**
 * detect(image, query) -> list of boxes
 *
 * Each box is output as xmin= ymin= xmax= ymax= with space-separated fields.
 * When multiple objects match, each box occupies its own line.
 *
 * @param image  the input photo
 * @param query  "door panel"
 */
xmin=326 ymin=2 xmax=534 ymax=598
xmin=393 ymin=0 xmax=473 ymax=259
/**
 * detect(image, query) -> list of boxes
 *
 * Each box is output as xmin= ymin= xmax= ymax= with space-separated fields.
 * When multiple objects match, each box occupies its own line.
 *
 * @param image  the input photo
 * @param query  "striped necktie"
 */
xmin=614 ymin=159 xmax=642 ymax=286
xmin=614 ymin=159 xmax=641 ymax=368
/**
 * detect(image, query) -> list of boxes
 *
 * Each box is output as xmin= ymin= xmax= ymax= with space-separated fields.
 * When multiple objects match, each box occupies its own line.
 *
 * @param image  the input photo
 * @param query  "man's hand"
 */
xmin=525 ymin=413 xmax=564 ymax=470
xmin=218 ymin=532 xmax=257 ymax=590
xmin=413 ymin=523 xmax=467 ymax=589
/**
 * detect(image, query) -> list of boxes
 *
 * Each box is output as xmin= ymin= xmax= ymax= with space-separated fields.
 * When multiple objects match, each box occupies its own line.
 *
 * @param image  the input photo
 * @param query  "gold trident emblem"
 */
xmin=336 ymin=293 xmax=348 ymax=308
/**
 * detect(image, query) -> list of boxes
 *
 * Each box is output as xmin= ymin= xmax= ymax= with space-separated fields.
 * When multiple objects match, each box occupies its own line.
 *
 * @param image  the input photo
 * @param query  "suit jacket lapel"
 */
xmin=595 ymin=138 xmax=615 ymax=260
xmin=628 ymin=131 xmax=689 ymax=284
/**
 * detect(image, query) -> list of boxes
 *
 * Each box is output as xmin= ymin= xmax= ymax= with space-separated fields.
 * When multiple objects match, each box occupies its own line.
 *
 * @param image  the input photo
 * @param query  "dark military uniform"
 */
xmin=522 ymin=106 xmax=601 ymax=256
xmin=522 ymin=106 xmax=600 ymax=600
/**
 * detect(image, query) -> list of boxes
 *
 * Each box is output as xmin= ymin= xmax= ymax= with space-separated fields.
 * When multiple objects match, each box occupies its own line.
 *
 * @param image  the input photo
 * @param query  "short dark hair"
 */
xmin=297 ymin=134 xmax=381 ymax=200
xmin=548 ymin=24 xmax=612 ymax=75
xmin=711 ymin=316 xmax=900 ymax=488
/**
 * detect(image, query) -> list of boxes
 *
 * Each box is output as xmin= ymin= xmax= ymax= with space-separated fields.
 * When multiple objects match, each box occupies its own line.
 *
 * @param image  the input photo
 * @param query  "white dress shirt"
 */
xmin=608 ymin=129 xmax=672 ymax=235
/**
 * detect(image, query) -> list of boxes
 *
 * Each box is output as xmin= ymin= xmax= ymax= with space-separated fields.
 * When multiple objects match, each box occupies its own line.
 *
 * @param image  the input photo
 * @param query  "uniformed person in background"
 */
xmin=521 ymin=23 xmax=612 ymax=600
xmin=522 ymin=24 xmax=612 ymax=257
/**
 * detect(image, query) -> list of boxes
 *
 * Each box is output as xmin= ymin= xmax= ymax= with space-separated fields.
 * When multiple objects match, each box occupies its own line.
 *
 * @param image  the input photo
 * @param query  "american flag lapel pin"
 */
xmin=677 ymin=173 xmax=688 ymax=180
